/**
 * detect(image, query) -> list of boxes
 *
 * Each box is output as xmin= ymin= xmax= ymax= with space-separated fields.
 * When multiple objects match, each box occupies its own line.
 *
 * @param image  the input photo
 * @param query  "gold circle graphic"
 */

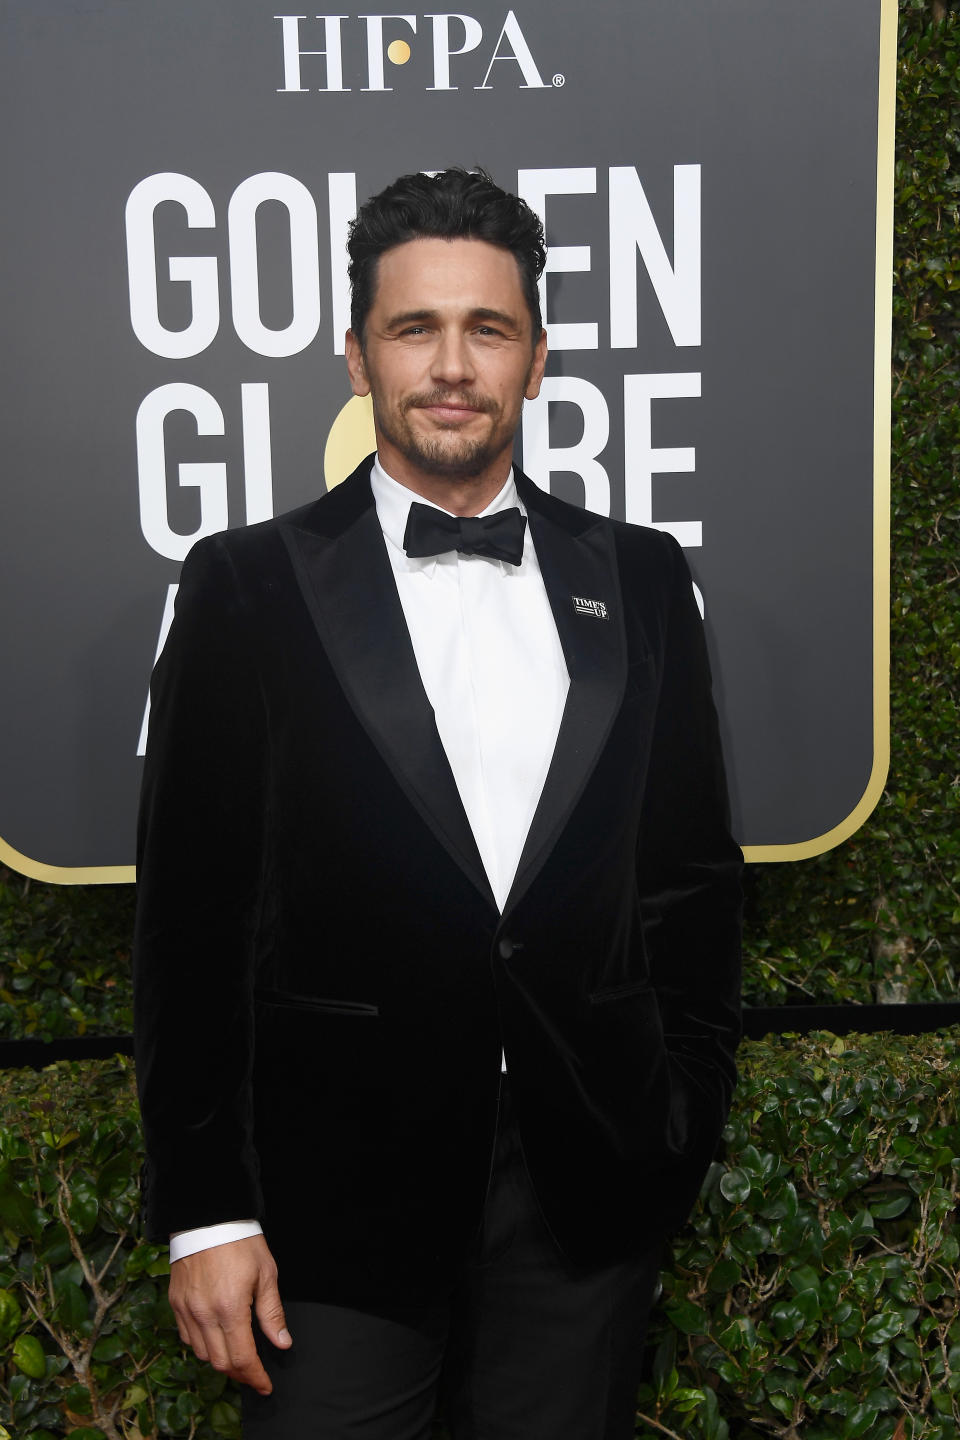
xmin=387 ymin=39 xmax=411 ymax=64
xmin=323 ymin=394 xmax=376 ymax=491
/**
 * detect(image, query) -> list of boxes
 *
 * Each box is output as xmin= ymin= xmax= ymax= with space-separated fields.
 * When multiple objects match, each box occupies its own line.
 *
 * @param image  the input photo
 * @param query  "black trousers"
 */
xmin=242 ymin=1080 xmax=661 ymax=1439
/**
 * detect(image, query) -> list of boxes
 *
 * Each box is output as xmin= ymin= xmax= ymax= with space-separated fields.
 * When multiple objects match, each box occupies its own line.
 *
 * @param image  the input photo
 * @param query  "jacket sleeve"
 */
xmin=636 ymin=532 xmax=743 ymax=1162
xmin=133 ymin=534 xmax=267 ymax=1243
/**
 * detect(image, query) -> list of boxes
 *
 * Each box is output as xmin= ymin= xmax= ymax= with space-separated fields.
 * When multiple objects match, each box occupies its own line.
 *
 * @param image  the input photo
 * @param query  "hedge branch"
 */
xmin=634 ymin=1412 xmax=688 ymax=1440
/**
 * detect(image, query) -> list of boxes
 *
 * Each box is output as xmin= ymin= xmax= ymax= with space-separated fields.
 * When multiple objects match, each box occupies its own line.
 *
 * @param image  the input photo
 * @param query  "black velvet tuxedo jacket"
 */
xmin=133 ymin=456 xmax=742 ymax=1306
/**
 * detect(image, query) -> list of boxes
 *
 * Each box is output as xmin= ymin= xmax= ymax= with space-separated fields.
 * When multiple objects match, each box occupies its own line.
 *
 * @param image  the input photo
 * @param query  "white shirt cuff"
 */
xmin=169 ymin=1220 xmax=263 ymax=1262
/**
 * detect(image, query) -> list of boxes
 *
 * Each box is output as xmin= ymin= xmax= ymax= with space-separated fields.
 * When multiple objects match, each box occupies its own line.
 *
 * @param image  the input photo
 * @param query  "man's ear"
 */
xmin=345 ymin=330 xmax=370 ymax=397
xmin=524 ymin=329 xmax=548 ymax=401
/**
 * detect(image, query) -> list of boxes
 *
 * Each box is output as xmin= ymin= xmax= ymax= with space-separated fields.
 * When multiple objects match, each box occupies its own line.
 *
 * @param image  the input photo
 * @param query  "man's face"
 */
xmin=345 ymin=237 xmax=547 ymax=499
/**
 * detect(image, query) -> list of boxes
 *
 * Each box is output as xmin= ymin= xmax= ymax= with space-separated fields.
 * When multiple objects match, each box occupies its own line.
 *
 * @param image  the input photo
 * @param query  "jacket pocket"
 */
xmin=254 ymin=987 xmax=379 ymax=1017
xmin=588 ymin=979 xmax=655 ymax=1006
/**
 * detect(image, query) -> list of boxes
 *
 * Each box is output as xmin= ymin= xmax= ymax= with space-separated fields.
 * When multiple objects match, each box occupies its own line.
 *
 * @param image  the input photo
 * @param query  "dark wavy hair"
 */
xmin=347 ymin=168 xmax=546 ymax=346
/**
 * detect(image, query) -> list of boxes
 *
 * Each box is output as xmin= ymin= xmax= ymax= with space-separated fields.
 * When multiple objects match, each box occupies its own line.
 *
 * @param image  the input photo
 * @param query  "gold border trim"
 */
xmin=0 ymin=834 xmax=135 ymax=886
xmin=743 ymin=0 xmax=896 ymax=863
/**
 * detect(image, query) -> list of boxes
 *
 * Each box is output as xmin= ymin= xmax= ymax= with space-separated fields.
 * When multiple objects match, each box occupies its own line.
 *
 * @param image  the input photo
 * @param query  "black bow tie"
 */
xmin=402 ymin=502 xmax=527 ymax=566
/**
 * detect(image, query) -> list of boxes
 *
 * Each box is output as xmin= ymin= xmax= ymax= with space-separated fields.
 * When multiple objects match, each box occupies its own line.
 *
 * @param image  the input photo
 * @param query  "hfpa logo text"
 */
xmin=275 ymin=11 xmax=565 ymax=93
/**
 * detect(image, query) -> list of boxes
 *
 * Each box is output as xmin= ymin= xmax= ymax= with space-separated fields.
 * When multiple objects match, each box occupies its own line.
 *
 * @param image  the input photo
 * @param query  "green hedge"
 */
xmin=0 ymin=882 xmax=134 ymax=1043
xmin=0 ymin=1058 xmax=239 ymax=1440
xmin=0 ymin=1033 xmax=957 ymax=1439
xmin=638 ymin=1029 xmax=960 ymax=1440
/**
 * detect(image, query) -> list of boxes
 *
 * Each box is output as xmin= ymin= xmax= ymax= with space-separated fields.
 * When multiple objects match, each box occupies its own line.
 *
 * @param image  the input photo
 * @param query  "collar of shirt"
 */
xmin=370 ymin=455 xmax=527 ymax=579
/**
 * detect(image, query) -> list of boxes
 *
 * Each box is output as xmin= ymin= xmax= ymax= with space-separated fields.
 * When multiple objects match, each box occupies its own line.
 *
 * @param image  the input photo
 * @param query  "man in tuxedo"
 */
xmin=134 ymin=168 xmax=742 ymax=1439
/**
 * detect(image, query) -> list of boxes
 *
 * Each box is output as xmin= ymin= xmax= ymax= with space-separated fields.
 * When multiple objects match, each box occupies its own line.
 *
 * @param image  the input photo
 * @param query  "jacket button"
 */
xmin=498 ymin=937 xmax=520 ymax=959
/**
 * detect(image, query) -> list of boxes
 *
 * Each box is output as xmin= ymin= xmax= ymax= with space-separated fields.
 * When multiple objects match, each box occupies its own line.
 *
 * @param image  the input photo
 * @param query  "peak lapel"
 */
xmin=278 ymin=465 xmax=496 ymax=910
xmin=504 ymin=476 xmax=627 ymax=913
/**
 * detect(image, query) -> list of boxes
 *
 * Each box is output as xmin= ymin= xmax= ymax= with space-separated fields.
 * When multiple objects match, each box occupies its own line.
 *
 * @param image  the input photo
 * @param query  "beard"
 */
xmin=373 ymin=387 xmax=505 ymax=480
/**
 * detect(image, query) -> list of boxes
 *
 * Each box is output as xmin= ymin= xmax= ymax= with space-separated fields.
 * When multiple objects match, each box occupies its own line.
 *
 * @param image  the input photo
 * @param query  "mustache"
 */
xmin=402 ymin=388 xmax=496 ymax=415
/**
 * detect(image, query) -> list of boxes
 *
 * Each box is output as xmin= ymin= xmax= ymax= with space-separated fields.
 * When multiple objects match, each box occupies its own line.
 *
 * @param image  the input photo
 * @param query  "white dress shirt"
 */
xmin=169 ymin=458 xmax=569 ymax=1261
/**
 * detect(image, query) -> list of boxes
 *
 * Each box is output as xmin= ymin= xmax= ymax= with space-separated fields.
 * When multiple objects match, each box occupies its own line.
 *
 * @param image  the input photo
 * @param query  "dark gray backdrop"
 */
xmin=0 ymin=0 xmax=892 ymax=875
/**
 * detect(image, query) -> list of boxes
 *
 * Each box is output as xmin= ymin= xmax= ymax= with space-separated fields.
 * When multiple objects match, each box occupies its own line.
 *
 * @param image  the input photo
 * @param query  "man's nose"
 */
xmin=431 ymin=330 xmax=475 ymax=387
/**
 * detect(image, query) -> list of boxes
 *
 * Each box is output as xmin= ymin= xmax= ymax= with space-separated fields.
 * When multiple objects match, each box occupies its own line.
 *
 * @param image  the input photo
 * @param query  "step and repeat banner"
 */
xmin=1 ymin=1 xmax=895 ymax=880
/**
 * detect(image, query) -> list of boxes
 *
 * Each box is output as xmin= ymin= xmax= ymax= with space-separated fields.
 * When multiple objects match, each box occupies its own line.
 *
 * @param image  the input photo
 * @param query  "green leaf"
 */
xmin=760 ymin=1180 xmax=799 ymax=1222
xmin=68 ymin=1189 xmax=99 ymax=1235
xmin=0 ymin=1171 xmax=38 ymax=1238
xmin=788 ymin=1265 xmax=822 ymax=1295
xmin=665 ymin=1299 xmax=707 ymax=1336
xmin=54 ymin=1278 xmax=89 ymax=1328
xmin=657 ymin=1367 xmax=678 ymax=1399
xmin=95 ymin=1151 xmax=135 ymax=1200
xmin=210 ymin=1401 xmax=242 ymax=1440
xmin=793 ymin=1288 xmax=821 ymax=1324
xmin=768 ymin=1390 xmax=794 ymax=1419
xmin=708 ymin=1258 xmax=742 ymax=1291
xmin=863 ymin=1311 xmax=904 ymax=1345
xmin=845 ymin=1403 xmax=880 ymax=1437
xmin=0 ymin=1285 xmax=22 ymax=1343
xmin=719 ymin=1167 xmax=751 ymax=1204
xmin=732 ymin=1221 xmax=771 ymax=1256
xmin=62 ymin=1382 xmax=93 ymax=1415
xmin=650 ymin=1330 xmax=677 ymax=1386
xmin=92 ymin=1332 xmax=127 ymax=1362
xmin=770 ymin=1301 xmax=805 ymax=1340
xmin=12 ymin=1332 xmax=47 ymax=1379
xmin=721 ymin=1315 xmax=759 ymax=1353
xmin=870 ymin=1193 xmax=912 ymax=1220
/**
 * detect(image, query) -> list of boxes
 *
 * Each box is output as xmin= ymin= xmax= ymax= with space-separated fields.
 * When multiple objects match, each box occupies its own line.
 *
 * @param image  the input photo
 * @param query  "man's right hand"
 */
xmin=168 ymin=1234 xmax=292 ymax=1395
